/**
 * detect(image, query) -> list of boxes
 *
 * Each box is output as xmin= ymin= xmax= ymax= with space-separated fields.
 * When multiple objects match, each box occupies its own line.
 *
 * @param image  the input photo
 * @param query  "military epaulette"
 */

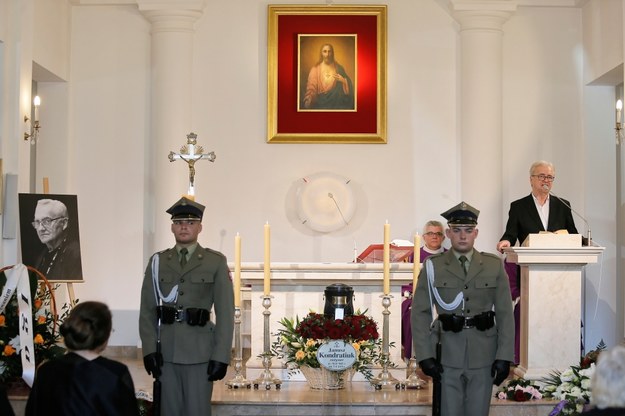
xmin=203 ymin=247 xmax=227 ymax=259
xmin=480 ymin=251 xmax=501 ymax=260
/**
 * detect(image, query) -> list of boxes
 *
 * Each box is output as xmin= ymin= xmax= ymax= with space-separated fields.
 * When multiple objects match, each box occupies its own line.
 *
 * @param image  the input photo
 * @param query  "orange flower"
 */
xmin=3 ymin=345 xmax=16 ymax=356
xmin=34 ymin=299 xmax=43 ymax=310
xmin=37 ymin=315 xmax=46 ymax=325
xmin=34 ymin=334 xmax=44 ymax=345
xmin=0 ymin=315 xmax=5 ymax=327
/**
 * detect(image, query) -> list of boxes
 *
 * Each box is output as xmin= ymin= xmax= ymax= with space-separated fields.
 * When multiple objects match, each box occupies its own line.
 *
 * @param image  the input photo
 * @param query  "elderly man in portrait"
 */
xmin=32 ymin=199 xmax=83 ymax=280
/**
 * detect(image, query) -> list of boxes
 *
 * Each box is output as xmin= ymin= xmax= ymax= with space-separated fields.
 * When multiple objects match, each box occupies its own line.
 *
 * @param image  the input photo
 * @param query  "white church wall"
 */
xmin=68 ymin=4 xmax=150 ymax=325
xmin=33 ymin=0 xmax=71 ymax=81
xmin=190 ymin=0 xmax=460 ymax=266
xmin=582 ymin=85 xmax=620 ymax=350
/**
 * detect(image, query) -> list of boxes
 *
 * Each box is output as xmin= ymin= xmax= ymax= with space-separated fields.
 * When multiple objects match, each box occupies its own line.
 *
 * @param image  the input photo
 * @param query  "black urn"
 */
xmin=323 ymin=283 xmax=354 ymax=319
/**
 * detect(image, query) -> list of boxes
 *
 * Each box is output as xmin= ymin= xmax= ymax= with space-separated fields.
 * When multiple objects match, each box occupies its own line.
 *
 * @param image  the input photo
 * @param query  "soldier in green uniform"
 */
xmin=411 ymin=202 xmax=514 ymax=416
xmin=139 ymin=197 xmax=234 ymax=415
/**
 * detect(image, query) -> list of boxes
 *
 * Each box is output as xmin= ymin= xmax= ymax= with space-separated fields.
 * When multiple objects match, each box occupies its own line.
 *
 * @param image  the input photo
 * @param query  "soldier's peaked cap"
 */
xmin=166 ymin=197 xmax=205 ymax=221
xmin=441 ymin=201 xmax=479 ymax=225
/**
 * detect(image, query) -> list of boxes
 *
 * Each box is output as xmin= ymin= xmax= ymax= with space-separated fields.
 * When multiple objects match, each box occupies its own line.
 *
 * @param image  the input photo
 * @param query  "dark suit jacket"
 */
xmin=500 ymin=194 xmax=579 ymax=246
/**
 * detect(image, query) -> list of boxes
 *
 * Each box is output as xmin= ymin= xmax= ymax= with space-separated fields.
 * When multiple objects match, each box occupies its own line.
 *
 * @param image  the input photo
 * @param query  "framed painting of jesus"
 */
xmin=267 ymin=5 xmax=387 ymax=144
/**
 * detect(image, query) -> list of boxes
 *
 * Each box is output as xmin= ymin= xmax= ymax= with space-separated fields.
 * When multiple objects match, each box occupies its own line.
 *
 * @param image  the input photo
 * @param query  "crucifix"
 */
xmin=168 ymin=132 xmax=216 ymax=197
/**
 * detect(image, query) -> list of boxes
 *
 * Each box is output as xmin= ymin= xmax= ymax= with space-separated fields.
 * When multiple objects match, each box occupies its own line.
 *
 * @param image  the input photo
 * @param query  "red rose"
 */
xmin=514 ymin=390 xmax=528 ymax=402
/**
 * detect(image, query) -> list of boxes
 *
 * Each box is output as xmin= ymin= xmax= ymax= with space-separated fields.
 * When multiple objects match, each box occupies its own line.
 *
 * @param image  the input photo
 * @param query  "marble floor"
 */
xmin=8 ymin=351 xmax=558 ymax=416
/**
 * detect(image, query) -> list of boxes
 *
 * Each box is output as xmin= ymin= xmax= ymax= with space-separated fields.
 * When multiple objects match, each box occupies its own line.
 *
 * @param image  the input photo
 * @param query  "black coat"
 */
xmin=500 ymin=193 xmax=579 ymax=246
xmin=25 ymin=352 xmax=139 ymax=416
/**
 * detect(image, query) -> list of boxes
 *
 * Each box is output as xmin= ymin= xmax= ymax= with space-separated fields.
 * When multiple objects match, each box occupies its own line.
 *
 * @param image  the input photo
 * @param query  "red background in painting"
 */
xmin=276 ymin=14 xmax=379 ymax=134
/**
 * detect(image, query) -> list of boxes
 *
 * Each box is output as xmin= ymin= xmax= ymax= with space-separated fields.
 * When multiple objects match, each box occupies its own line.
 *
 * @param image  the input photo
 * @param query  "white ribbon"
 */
xmin=0 ymin=264 xmax=36 ymax=387
xmin=151 ymin=254 xmax=178 ymax=304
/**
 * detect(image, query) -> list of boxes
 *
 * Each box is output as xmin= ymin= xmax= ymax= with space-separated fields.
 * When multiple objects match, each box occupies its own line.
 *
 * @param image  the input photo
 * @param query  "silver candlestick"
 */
xmin=252 ymin=296 xmax=281 ymax=390
xmin=401 ymin=354 xmax=426 ymax=389
xmin=372 ymin=294 xmax=398 ymax=389
xmin=226 ymin=307 xmax=251 ymax=389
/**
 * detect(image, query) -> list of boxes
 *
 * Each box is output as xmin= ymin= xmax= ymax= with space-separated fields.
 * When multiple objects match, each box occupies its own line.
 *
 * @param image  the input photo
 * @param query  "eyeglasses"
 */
xmin=531 ymin=174 xmax=556 ymax=182
xmin=424 ymin=232 xmax=444 ymax=237
xmin=32 ymin=217 xmax=66 ymax=229
xmin=172 ymin=220 xmax=200 ymax=226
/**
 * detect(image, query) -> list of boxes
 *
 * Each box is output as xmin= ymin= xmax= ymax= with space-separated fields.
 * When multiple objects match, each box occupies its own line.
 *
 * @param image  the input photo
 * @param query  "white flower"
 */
xmin=560 ymin=368 xmax=575 ymax=382
xmin=9 ymin=336 xmax=20 ymax=351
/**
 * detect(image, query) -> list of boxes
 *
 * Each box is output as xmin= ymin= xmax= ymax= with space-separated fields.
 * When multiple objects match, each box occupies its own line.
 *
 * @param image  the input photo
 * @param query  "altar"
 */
xmin=233 ymin=262 xmax=416 ymax=381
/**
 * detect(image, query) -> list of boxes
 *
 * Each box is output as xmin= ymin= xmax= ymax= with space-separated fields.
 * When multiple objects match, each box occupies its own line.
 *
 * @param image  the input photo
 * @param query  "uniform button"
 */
xmin=466 ymin=309 xmax=471 ymax=314
xmin=443 ymin=282 xmax=447 ymax=286
xmin=180 ymin=279 xmax=185 ymax=283
xmin=179 ymin=291 xmax=184 ymax=296
xmin=465 ymin=297 xmax=469 ymax=301
xmin=485 ymin=283 xmax=489 ymax=286
xmin=464 ymin=285 xmax=468 ymax=289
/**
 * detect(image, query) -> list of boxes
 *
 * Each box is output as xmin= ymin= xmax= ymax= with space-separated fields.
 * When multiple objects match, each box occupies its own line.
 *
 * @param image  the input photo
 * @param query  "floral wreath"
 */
xmin=0 ymin=264 xmax=71 ymax=384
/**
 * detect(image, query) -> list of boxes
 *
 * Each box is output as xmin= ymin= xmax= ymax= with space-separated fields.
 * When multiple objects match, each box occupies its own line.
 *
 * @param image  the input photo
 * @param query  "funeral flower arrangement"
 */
xmin=541 ymin=341 xmax=606 ymax=416
xmin=0 ymin=269 xmax=71 ymax=384
xmin=495 ymin=377 xmax=543 ymax=402
xmin=271 ymin=311 xmax=385 ymax=381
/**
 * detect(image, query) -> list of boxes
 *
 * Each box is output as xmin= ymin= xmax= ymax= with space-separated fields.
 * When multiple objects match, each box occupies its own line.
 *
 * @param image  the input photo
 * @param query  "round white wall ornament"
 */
xmin=296 ymin=172 xmax=356 ymax=233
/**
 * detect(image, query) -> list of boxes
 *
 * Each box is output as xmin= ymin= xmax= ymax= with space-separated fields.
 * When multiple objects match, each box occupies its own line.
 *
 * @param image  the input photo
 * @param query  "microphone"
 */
xmin=543 ymin=184 xmax=591 ymax=244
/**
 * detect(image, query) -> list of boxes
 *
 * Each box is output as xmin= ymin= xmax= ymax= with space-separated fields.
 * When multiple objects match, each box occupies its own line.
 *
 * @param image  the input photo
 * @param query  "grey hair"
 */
xmin=422 ymin=220 xmax=444 ymax=234
xmin=35 ymin=199 xmax=68 ymax=217
xmin=591 ymin=344 xmax=625 ymax=408
xmin=529 ymin=160 xmax=555 ymax=176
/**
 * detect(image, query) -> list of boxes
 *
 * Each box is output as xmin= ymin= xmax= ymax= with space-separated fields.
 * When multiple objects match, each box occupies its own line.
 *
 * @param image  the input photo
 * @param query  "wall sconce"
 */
xmin=24 ymin=95 xmax=41 ymax=144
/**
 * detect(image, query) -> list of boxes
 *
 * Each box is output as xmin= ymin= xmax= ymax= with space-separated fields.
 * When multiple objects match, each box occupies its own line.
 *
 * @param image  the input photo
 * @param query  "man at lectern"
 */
xmin=496 ymin=160 xmax=580 ymax=252
xmin=139 ymin=197 xmax=234 ymax=416
xmin=412 ymin=202 xmax=514 ymax=416
xmin=496 ymin=160 xmax=581 ymax=363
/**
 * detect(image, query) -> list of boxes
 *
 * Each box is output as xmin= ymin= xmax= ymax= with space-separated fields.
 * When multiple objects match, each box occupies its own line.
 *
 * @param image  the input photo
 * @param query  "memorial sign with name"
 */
xmin=316 ymin=340 xmax=357 ymax=371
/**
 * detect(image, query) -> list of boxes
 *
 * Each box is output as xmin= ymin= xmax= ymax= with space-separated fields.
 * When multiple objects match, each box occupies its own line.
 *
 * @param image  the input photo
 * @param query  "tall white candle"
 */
xmin=412 ymin=233 xmax=421 ymax=295
xmin=383 ymin=221 xmax=390 ymax=295
xmin=263 ymin=222 xmax=271 ymax=296
xmin=234 ymin=233 xmax=241 ymax=307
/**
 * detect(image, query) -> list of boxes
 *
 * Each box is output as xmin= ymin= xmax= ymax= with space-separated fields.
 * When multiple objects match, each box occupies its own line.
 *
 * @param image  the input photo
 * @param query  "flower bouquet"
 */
xmin=496 ymin=377 xmax=543 ymax=401
xmin=271 ymin=311 xmax=384 ymax=384
xmin=541 ymin=341 xmax=606 ymax=416
xmin=0 ymin=267 xmax=72 ymax=384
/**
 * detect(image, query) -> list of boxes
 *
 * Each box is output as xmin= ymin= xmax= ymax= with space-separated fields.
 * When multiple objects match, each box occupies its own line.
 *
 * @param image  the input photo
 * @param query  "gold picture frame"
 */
xmin=267 ymin=5 xmax=387 ymax=144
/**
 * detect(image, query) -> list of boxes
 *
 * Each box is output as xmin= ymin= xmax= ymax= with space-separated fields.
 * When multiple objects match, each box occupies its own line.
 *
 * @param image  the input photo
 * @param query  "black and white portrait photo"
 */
xmin=18 ymin=194 xmax=84 ymax=282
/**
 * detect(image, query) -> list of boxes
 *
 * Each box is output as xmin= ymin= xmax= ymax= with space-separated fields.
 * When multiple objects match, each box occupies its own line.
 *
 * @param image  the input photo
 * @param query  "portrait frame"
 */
xmin=18 ymin=193 xmax=84 ymax=282
xmin=267 ymin=5 xmax=387 ymax=144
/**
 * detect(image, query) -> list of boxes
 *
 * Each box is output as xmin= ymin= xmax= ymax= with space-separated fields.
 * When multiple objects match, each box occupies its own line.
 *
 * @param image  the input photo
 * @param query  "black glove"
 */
xmin=491 ymin=359 xmax=511 ymax=386
xmin=419 ymin=358 xmax=443 ymax=381
xmin=207 ymin=360 xmax=228 ymax=381
xmin=143 ymin=352 xmax=163 ymax=378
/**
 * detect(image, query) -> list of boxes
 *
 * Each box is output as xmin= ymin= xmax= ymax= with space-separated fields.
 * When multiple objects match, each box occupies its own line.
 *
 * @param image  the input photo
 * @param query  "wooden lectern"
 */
xmin=505 ymin=234 xmax=604 ymax=380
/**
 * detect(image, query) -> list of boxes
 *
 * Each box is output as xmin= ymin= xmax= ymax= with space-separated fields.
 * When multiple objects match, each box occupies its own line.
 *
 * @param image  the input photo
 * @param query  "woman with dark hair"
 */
xmin=26 ymin=301 xmax=139 ymax=416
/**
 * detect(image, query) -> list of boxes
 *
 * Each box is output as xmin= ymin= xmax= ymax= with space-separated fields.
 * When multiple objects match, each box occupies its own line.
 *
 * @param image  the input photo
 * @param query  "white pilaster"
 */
xmin=138 ymin=1 xmax=205 ymax=251
xmin=449 ymin=0 xmax=516 ymax=248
